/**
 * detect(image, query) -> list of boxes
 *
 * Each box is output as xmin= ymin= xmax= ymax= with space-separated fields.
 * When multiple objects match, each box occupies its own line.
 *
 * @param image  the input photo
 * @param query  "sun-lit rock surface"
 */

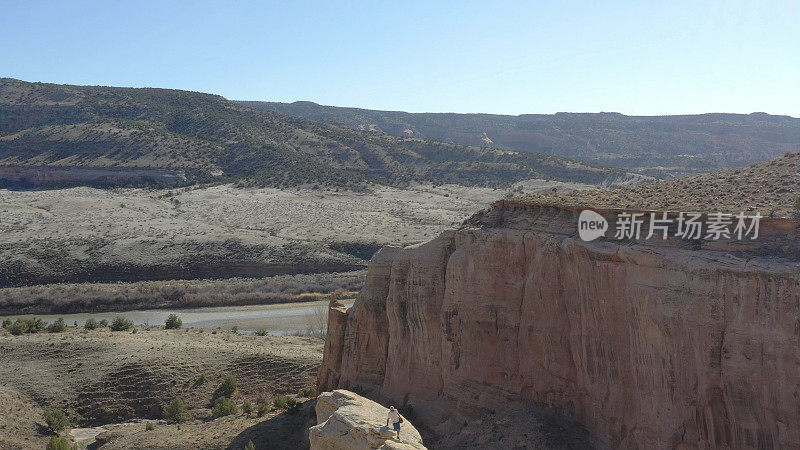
xmin=316 ymin=294 xmax=349 ymax=391
xmin=309 ymin=390 xmax=426 ymax=450
xmin=319 ymin=200 xmax=800 ymax=448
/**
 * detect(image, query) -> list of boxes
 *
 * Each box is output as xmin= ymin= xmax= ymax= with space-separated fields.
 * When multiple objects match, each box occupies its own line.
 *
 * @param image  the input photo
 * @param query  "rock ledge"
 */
xmin=309 ymin=390 xmax=426 ymax=450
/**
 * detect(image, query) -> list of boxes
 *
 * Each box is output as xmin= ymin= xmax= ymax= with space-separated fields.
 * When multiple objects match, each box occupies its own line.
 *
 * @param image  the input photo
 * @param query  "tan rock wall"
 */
xmin=318 ymin=202 xmax=800 ymax=448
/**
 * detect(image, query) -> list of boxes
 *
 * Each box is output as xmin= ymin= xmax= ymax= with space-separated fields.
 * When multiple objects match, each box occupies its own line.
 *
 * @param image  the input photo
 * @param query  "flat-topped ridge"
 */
xmin=515 ymin=152 xmax=800 ymax=218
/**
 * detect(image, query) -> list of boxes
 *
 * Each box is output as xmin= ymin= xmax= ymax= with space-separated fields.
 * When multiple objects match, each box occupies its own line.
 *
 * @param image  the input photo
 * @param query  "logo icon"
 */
xmin=578 ymin=210 xmax=608 ymax=241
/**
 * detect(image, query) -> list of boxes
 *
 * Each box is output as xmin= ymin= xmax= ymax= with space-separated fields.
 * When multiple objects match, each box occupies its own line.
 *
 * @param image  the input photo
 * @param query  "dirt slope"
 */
xmin=0 ymin=327 xmax=321 ymax=435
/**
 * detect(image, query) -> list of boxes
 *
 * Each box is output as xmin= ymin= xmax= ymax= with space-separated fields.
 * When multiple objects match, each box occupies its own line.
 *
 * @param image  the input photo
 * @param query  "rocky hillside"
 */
xmin=521 ymin=151 xmax=800 ymax=217
xmin=0 ymin=78 xmax=639 ymax=188
xmin=244 ymin=100 xmax=800 ymax=177
xmin=317 ymin=158 xmax=800 ymax=447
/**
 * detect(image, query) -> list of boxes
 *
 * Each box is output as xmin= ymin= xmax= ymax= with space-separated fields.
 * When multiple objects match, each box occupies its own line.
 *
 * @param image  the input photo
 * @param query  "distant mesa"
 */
xmin=244 ymin=100 xmax=800 ymax=178
xmin=0 ymin=78 xmax=639 ymax=189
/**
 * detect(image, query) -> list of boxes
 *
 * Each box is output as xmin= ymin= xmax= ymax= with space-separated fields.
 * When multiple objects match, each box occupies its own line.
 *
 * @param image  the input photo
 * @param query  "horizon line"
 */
xmin=5 ymin=76 xmax=799 ymax=120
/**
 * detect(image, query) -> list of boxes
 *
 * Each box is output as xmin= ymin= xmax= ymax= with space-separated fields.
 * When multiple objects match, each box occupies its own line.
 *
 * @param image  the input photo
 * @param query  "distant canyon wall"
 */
xmin=318 ymin=200 xmax=800 ymax=448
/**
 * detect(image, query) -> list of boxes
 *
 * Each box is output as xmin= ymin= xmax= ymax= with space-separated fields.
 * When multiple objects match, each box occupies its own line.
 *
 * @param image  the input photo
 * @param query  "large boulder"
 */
xmin=309 ymin=390 xmax=426 ymax=450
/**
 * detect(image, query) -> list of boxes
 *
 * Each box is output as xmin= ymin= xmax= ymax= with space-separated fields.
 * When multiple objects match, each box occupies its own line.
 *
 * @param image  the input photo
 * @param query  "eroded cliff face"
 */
xmin=318 ymin=200 xmax=800 ymax=449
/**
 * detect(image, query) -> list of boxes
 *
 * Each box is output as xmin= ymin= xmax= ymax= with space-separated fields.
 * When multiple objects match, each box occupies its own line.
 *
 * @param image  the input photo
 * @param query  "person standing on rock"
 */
xmin=386 ymin=405 xmax=402 ymax=438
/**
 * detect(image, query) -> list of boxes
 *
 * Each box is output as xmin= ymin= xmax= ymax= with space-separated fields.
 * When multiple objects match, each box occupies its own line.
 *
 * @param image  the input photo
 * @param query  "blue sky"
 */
xmin=2 ymin=0 xmax=798 ymax=116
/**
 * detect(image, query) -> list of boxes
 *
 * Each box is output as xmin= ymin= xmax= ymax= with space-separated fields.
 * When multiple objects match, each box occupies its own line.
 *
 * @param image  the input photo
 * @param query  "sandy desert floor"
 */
xmin=0 ymin=180 xmax=590 ymax=252
xmin=0 ymin=183 xmax=510 ymax=287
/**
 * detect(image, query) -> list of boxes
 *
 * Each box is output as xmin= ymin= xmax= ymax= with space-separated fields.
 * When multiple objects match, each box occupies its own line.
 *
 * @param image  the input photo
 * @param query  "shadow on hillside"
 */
xmin=227 ymin=399 xmax=316 ymax=450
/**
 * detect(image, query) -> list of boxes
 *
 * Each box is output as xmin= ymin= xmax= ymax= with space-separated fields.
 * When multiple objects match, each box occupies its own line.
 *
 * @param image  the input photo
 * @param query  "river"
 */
xmin=2 ymin=299 xmax=353 ymax=335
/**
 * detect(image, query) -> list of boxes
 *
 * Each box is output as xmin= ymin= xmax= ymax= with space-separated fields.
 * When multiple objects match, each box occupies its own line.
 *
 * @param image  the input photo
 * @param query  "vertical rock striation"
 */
xmin=318 ymin=200 xmax=800 ymax=448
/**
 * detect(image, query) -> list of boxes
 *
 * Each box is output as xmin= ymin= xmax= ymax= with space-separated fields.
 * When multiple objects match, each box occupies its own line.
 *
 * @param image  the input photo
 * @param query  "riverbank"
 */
xmin=1 ymin=298 xmax=354 ymax=335
xmin=0 ymin=271 xmax=363 ymax=315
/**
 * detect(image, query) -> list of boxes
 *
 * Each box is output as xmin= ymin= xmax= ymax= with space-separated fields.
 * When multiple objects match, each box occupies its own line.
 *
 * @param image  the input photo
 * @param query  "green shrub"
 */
xmin=46 ymin=436 xmax=74 ymax=450
xmin=273 ymin=394 xmax=295 ymax=410
xmin=28 ymin=317 xmax=46 ymax=332
xmin=44 ymin=409 xmax=69 ymax=434
xmin=163 ymin=398 xmax=190 ymax=424
xmin=10 ymin=317 xmax=48 ymax=335
xmin=145 ymin=422 xmax=155 ymax=431
xmin=298 ymin=387 xmax=316 ymax=398
xmin=211 ymin=397 xmax=238 ymax=418
xmin=165 ymin=314 xmax=182 ymax=329
xmin=244 ymin=440 xmax=255 ymax=450
xmin=256 ymin=394 xmax=271 ymax=417
xmin=1 ymin=318 xmax=11 ymax=328
xmin=98 ymin=319 xmax=109 ymax=327
xmin=196 ymin=373 xmax=207 ymax=385
xmin=257 ymin=400 xmax=271 ymax=417
xmin=110 ymin=316 xmax=133 ymax=331
xmin=231 ymin=325 xmax=239 ymax=334
xmin=254 ymin=329 xmax=268 ymax=336
xmin=84 ymin=318 xmax=98 ymax=330
xmin=242 ymin=401 xmax=253 ymax=416
xmin=48 ymin=318 xmax=67 ymax=333
xmin=216 ymin=376 xmax=237 ymax=398
xmin=9 ymin=320 xmax=27 ymax=335
xmin=272 ymin=394 xmax=288 ymax=409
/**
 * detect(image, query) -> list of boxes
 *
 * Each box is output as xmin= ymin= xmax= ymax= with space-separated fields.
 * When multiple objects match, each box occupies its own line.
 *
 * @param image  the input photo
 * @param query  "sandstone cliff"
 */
xmin=318 ymin=200 xmax=800 ymax=448
xmin=310 ymin=390 xmax=426 ymax=449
